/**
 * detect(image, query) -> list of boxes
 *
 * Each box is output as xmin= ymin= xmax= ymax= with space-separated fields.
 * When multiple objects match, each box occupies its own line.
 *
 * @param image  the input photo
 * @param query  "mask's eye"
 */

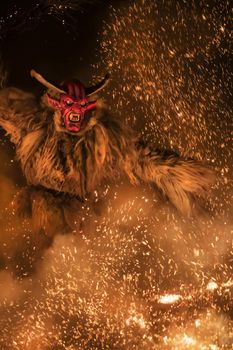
xmin=66 ymin=100 xmax=73 ymax=106
xmin=80 ymin=101 xmax=86 ymax=107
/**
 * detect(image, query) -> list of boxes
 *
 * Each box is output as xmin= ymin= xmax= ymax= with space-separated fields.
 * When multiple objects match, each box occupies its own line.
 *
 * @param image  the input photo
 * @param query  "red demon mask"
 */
xmin=30 ymin=70 xmax=110 ymax=133
xmin=46 ymin=80 xmax=98 ymax=132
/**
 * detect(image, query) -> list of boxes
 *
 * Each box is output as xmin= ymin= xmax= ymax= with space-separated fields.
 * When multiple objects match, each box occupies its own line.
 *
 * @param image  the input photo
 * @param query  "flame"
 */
xmin=182 ymin=333 xmax=197 ymax=346
xmin=126 ymin=315 xmax=146 ymax=329
xmin=206 ymin=281 xmax=218 ymax=291
xmin=158 ymin=294 xmax=182 ymax=304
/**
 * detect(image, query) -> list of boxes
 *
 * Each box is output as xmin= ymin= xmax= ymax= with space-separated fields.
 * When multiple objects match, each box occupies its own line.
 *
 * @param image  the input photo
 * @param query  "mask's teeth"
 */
xmin=69 ymin=113 xmax=81 ymax=122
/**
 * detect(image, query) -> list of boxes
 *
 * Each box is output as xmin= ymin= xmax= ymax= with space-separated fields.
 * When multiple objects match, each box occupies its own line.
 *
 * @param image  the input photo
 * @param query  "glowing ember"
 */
xmin=158 ymin=294 xmax=182 ymax=304
xmin=206 ymin=280 xmax=218 ymax=291
xmin=182 ymin=333 xmax=197 ymax=346
xmin=126 ymin=315 xmax=146 ymax=329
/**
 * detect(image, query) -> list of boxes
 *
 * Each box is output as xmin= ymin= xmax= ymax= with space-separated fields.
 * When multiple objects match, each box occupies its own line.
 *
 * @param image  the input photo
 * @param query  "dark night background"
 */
xmin=0 ymin=0 xmax=232 ymax=349
xmin=0 ymin=0 xmax=116 ymax=86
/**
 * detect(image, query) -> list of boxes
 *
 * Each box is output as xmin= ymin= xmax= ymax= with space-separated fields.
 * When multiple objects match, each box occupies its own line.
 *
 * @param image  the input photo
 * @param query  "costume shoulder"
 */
xmin=0 ymin=87 xmax=42 ymax=144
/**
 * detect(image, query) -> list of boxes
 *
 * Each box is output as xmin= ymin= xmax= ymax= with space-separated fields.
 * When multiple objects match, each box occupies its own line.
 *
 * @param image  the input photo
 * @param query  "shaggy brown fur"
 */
xmin=0 ymin=87 xmax=215 ymax=233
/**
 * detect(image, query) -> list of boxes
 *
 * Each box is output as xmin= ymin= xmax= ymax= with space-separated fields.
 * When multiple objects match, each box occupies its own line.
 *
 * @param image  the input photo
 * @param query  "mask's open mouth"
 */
xmin=69 ymin=113 xmax=81 ymax=122
xmin=64 ymin=112 xmax=82 ymax=132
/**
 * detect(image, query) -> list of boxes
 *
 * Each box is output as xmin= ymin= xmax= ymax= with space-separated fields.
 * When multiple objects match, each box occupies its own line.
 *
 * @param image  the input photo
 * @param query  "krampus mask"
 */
xmin=31 ymin=70 xmax=109 ymax=133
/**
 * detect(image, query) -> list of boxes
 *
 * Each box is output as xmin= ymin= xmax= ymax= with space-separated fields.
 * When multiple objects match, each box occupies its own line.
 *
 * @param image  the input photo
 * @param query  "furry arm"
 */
xmin=0 ymin=87 xmax=39 ymax=144
xmin=136 ymin=147 xmax=215 ymax=216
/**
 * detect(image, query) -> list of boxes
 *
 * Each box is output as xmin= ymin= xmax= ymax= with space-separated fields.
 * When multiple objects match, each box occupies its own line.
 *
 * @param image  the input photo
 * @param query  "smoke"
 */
xmin=0 ymin=182 xmax=232 ymax=348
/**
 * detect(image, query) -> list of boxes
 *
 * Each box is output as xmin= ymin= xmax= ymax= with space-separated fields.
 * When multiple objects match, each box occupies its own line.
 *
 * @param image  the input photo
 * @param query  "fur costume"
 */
xmin=0 ymin=71 xmax=215 ymax=235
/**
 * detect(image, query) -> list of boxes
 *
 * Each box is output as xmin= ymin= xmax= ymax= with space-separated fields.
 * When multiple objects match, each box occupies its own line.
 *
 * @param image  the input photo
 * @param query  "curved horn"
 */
xmin=30 ymin=69 xmax=66 ymax=94
xmin=85 ymin=74 xmax=110 ymax=97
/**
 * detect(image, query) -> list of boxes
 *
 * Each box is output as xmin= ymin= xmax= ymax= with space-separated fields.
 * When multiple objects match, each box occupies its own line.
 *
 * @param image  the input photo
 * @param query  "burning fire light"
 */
xmin=158 ymin=293 xmax=182 ymax=304
xmin=125 ymin=315 xmax=146 ymax=329
xmin=181 ymin=334 xmax=197 ymax=346
xmin=206 ymin=280 xmax=218 ymax=291
xmin=0 ymin=0 xmax=232 ymax=349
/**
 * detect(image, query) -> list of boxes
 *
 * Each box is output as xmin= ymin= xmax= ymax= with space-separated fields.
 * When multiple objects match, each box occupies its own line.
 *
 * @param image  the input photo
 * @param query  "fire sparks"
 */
xmin=0 ymin=0 xmax=232 ymax=349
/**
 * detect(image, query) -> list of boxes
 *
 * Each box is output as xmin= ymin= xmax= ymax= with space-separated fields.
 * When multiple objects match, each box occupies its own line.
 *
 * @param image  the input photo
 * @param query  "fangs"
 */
xmin=69 ymin=114 xmax=81 ymax=122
